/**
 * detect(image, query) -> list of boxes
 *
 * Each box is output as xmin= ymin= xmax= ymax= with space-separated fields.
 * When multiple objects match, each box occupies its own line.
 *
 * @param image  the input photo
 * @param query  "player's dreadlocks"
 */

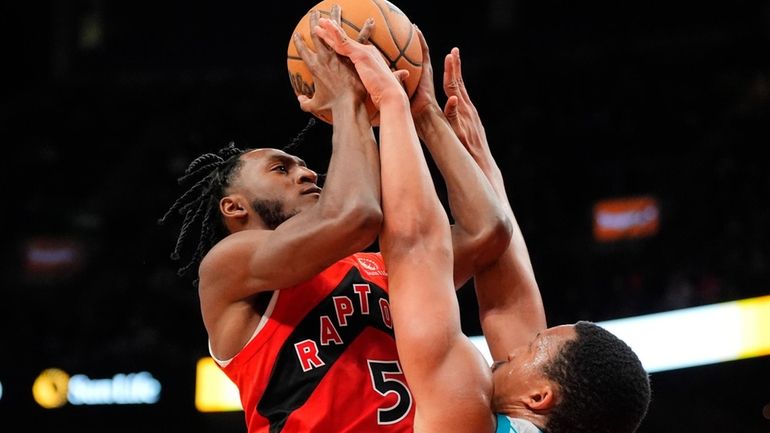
xmin=158 ymin=142 xmax=245 ymax=280
xmin=159 ymin=118 xmax=317 ymax=284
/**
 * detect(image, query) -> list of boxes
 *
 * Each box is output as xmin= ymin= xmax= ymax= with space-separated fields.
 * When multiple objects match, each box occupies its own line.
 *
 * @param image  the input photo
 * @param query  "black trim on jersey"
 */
xmin=257 ymin=267 xmax=394 ymax=433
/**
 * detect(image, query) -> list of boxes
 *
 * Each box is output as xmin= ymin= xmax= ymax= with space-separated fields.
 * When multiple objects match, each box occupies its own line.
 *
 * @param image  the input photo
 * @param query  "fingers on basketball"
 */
xmin=356 ymin=18 xmax=375 ymax=43
xmin=287 ymin=0 xmax=423 ymax=124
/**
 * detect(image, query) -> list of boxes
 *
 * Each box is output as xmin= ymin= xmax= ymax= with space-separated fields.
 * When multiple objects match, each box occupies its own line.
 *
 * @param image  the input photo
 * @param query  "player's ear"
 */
xmin=526 ymin=383 xmax=557 ymax=412
xmin=220 ymin=195 xmax=248 ymax=218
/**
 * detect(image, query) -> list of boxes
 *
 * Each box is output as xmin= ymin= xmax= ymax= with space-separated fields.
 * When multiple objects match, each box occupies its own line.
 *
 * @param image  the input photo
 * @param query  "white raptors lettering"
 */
xmin=294 ymin=283 xmax=392 ymax=371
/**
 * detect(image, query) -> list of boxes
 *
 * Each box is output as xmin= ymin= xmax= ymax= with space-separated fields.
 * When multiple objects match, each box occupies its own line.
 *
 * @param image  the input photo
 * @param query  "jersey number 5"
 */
xmin=367 ymin=360 xmax=413 ymax=425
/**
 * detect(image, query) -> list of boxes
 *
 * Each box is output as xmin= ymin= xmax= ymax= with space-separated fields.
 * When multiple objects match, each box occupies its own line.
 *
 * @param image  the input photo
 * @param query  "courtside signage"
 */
xmin=33 ymin=368 xmax=161 ymax=408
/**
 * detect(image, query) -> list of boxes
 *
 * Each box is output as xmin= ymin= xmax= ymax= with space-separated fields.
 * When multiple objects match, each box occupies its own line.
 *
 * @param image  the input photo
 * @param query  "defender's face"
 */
xmin=231 ymin=148 xmax=321 ymax=219
xmin=491 ymin=324 xmax=577 ymax=408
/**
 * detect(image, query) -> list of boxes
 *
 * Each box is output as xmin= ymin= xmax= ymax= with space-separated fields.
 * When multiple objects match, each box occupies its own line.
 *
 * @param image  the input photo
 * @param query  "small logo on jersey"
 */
xmin=357 ymin=257 xmax=387 ymax=277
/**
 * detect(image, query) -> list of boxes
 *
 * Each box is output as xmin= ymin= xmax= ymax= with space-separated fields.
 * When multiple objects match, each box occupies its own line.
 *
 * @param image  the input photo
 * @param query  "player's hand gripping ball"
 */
xmin=287 ymin=0 xmax=422 ymax=124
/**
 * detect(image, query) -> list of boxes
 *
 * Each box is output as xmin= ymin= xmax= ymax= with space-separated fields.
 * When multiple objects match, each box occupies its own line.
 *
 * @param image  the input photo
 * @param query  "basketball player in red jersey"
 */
xmin=160 ymin=5 xmax=509 ymax=433
xmin=314 ymin=16 xmax=651 ymax=433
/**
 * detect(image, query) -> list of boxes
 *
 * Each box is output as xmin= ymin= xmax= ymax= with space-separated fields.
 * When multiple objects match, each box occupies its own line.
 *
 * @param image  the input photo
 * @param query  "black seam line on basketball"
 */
xmin=370 ymin=0 xmax=416 ymax=69
xmin=399 ymin=21 xmax=421 ymax=67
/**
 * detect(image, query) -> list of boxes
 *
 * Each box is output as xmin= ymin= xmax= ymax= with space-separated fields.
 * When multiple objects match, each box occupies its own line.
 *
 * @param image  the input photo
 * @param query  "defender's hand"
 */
xmin=409 ymin=27 xmax=440 ymax=118
xmin=442 ymin=47 xmax=488 ymax=151
xmin=314 ymin=17 xmax=409 ymax=108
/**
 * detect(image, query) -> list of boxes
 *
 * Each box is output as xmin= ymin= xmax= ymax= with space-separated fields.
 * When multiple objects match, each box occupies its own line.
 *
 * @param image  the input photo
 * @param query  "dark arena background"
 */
xmin=3 ymin=1 xmax=769 ymax=432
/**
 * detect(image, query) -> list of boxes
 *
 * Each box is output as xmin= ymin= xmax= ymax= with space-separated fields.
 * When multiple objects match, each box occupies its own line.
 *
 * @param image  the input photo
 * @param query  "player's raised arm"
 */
xmin=409 ymin=28 xmax=512 ymax=289
xmin=442 ymin=46 xmax=546 ymax=359
xmin=314 ymin=17 xmax=496 ymax=433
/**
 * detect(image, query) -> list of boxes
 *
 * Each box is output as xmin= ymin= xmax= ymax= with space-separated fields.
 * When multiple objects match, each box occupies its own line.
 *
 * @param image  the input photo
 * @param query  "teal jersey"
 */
xmin=495 ymin=414 xmax=544 ymax=433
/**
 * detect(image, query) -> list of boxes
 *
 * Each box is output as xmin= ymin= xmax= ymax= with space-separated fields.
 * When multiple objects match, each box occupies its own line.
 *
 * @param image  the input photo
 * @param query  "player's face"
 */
xmin=232 ymin=148 xmax=321 ymax=228
xmin=490 ymin=324 xmax=577 ymax=410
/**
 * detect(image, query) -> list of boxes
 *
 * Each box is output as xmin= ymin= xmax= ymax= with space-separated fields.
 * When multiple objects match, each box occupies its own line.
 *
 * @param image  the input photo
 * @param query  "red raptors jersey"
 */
xmin=219 ymin=252 xmax=414 ymax=433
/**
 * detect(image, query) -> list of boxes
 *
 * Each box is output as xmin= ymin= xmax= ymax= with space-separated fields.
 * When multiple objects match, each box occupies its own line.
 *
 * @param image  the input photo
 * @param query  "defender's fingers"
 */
xmin=330 ymin=3 xmax=341 ymax=24
xmin=444 ymin=95 xmax=459 ymax=120
xmin=356 ymin=18 xmax=375 ymax=43
xmin=451 ymin=47 xmax=466 ymax=82
xmin=316 ymin=17 xmax=353 ymax=55
xmin=443 ymin=52 xmax=457 ymax=96
xmin=449 ymin=47 xmax=471 ymax=100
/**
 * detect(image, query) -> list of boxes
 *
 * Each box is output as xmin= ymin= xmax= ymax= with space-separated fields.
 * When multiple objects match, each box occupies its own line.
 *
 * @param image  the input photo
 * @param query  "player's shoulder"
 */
xmin=199 ymin=229 xmax=271 ymax=276
xmin=197 ymin=229 xmax=277 ymax=302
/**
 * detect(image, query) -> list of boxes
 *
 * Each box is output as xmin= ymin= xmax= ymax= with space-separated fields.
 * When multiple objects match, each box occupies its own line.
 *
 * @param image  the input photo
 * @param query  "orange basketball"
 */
xmin=287 ymin=0 xmax=423 ymax=124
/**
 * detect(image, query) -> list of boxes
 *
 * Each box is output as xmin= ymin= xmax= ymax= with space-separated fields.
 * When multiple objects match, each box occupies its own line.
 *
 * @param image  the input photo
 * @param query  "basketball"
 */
xmin=287 ymin=0 xmax=423 ymax=124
